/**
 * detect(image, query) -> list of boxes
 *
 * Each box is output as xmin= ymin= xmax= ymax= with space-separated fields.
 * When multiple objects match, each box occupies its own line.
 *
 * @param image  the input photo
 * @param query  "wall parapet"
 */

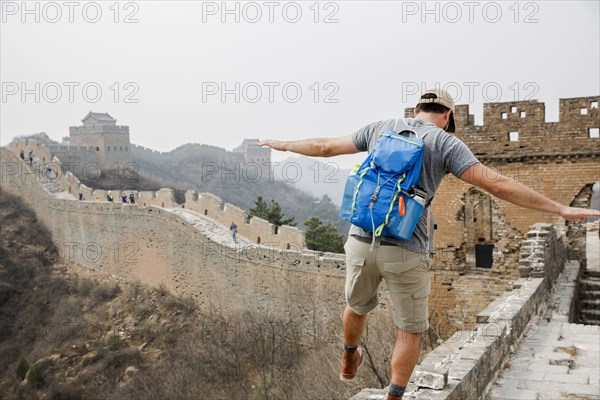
xmin=352 ymin=224 xmax=568 ymax=400
xmin=183 ymin=190 xmax=305 ymax=249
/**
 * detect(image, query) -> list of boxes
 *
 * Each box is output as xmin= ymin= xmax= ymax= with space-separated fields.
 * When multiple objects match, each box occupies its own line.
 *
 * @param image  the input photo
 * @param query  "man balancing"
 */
xmin=259 ymin=88 xmax=600 ymax=399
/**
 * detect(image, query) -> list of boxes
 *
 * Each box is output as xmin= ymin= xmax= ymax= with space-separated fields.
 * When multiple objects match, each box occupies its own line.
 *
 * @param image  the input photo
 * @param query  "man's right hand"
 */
xmin=259 ymin=140 xmax=287 ymax=152
xmin=558 ymin=206 xmax=600 ymax=221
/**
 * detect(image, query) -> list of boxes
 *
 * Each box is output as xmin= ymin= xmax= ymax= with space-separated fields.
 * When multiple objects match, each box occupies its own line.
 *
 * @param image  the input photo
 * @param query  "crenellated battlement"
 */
xmin=69 ymin=125 xmax=130 ymax=135
xmin=406 ymin=95 xmax=600 ymax=159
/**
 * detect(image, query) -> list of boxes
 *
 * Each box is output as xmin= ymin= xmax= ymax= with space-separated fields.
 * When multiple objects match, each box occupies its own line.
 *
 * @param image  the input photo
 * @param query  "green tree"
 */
xmin=249 ymin=196 xmax=297 ymax=227
xmin=304 ymin=216 xmax=345 ymax=253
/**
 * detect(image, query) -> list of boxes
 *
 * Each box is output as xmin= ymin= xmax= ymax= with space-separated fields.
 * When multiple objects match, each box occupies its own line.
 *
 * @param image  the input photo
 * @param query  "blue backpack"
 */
xmin=340 ymin=119 xmax=434 ymax=249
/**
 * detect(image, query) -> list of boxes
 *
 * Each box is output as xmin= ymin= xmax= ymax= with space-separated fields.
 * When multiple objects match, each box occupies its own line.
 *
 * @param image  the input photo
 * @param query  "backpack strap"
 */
xmin=427 ymin=209 xmax=435 ymax=255
xmin=394 ymin=118 xmax=436 ymax=140
xmin=395 ymin=118 xmax=436 ymax=254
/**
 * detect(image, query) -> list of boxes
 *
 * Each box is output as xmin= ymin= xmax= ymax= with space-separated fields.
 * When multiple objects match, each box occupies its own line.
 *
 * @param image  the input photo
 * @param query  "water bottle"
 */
xmin=339 ymin=164 xmax=361 ymax=221
xmin=386 ymin=189 xmax=427 ymax=240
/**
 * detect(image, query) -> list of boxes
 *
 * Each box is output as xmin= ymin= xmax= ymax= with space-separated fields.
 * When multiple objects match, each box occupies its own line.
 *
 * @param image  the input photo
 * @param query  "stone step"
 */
xmin=580 ymin=309 xmax=600 ymax=323
xmin=582 ymin=290 xmax=600 ymax=300
xmin=583 ymin=270 xmax=600 ymax=278
xmin=579 ymin=318 xmax=600 ymax=326
xmin=580 ymin=279 xmax=600 ymax=291
xmin=582 ymin=299 xmax=600 ymax=309
xmin=582 ymin=274 xmax=600 ymax=282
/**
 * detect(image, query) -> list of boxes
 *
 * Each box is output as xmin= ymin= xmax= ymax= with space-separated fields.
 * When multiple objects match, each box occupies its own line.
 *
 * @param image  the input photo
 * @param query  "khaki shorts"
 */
xmin=344 ymin=236 xmax=432 ymax=333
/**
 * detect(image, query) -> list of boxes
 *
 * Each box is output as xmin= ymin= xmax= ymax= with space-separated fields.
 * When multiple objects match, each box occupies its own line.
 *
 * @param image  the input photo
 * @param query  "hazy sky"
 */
xmin=2 ymin=0 xmax=599 ymax=168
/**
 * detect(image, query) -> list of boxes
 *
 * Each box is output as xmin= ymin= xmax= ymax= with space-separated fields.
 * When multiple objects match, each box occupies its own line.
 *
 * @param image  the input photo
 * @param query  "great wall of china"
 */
xmin=2 ymin=96 xmax=599 ymax=399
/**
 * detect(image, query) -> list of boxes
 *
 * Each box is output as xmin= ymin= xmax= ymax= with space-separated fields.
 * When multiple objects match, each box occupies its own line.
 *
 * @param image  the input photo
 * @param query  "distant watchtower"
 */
xmin=233 ymin=139 xmax=272 ymax=179
xmin=69 ymin=112 xmax=132 ymax=168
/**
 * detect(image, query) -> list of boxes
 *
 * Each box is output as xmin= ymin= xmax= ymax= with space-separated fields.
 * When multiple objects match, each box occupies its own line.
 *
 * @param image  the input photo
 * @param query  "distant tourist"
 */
xmin=129 ymin=193 xmax=135 ymax=204
xmin=28 ymin=150 xmax=33 ymax=165
xmin=19 ymin=150 xmax=24 ymax=160
xmin=78 ymin=192 xmax=84 ymax=201
xmin=230 ymin=222 xmax=238 ymax=243
xmin=121 ymin=194 xmax=127 ymax=203
xmin=107 ymin=191 xmax=114 ymax=202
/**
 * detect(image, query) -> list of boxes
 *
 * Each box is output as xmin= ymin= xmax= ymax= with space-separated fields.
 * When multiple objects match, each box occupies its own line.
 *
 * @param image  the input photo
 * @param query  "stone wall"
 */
xmin=0 ymin=147 xmax=345 ymax=342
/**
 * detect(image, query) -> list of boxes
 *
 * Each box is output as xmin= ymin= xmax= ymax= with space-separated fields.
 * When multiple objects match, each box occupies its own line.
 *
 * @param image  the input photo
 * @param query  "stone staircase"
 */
xmin=578 ymin=269 xmax=600 ymax=325
xmin=28 ymin=158 xmax=75 ymax=200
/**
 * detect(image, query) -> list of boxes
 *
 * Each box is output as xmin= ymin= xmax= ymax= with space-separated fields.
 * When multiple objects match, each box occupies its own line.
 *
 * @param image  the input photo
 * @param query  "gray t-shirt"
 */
xmin=350 ymin=117 xmax=480 ymax=253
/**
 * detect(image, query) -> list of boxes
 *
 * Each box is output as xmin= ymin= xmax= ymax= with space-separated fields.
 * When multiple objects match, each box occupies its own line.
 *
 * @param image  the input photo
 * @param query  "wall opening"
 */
xmin=204 ymin=209 xmax=208 ymax=215
xmin=520 ymin=111 xmax=526 ymax=118
xmin=501 ymin=112 xmax=507 ymax=120
xmin=566 ymin=184 xmax=594 ymax=261
xmin=591 ymin=101 xmax=598 ymax=109
xmin=257 ymin=236 xmax=261 ymax=244
xmin=95 ymin=147 xmax=99 ymax=151
xmin=461 ymin=188 xmax=494 ymax=267
xmin=589 ymin=128 xmax=599 ymax=139
xmin=581 ymin=108 xmax=588 ymax=115
xmin=508 ymin=131 xmax=519 ymax=142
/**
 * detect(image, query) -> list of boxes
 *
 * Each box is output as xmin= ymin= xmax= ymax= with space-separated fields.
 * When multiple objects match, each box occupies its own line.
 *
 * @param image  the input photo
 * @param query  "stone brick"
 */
xmin=413 ymin=367 xmax=448 ymax=390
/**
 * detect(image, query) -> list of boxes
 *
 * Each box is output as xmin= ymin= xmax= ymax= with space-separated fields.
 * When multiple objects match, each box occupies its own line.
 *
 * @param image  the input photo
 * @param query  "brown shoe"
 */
xmin=339 ymin=347 xmax=364 ymax=382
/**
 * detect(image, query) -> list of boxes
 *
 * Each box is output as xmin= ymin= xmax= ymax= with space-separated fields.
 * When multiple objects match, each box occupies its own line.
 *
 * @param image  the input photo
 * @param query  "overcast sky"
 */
xmin=2 ymin=0 xmax=599 ymax=168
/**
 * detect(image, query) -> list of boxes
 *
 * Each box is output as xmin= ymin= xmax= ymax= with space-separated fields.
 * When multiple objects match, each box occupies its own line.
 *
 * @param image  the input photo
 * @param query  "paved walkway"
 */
xmin=487 ymin=224 xmax=600 ymax=400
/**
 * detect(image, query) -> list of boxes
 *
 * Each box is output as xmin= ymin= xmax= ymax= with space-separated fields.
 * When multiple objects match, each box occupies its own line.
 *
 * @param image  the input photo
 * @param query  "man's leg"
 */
xmin=390 ymin=329 xmax=421 ymax=394
xmin=342 ymin=305 xmax=367 ymax=346
xmin=341 ymin=236 xmax=380 ymax=381
xmin=340 ymin=305 xmax=368 ymax=381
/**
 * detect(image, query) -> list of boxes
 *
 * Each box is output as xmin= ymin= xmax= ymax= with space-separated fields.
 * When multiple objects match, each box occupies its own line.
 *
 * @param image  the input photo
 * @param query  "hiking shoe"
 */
xmin=339 ymin=347 xmax=364 ymax=382
xmin=386 ymin=393 xmax=403 ymax=400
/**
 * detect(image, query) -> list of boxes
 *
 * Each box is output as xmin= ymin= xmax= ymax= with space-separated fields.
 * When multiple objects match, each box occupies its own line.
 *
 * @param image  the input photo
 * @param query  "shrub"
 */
xmin=75 ymin=278 xmax=95 ymax=296
xmin=46 ymin=383 xmax=82 ymax=400
xmin=16 ymin=356 xmax=29 ymax=380
xmin=89 ymin=283 xmax=121 ymax=305
xmin=27 ymin=359 xmax=52 ymax=389
xmin=98 ymin=348 xmax=141 ymax=372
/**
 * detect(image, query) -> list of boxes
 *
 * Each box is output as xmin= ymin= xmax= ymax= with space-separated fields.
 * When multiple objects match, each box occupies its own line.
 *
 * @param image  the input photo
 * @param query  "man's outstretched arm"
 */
xmin=259 ymin=136 xmax=360 ymax=157
xmin=459 ymin=163 xmax=600 ymax=221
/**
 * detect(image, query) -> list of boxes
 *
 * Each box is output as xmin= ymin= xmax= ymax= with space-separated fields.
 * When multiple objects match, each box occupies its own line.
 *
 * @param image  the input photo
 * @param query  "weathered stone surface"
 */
xmin=413 ymin=367 xmax=448 ymax=390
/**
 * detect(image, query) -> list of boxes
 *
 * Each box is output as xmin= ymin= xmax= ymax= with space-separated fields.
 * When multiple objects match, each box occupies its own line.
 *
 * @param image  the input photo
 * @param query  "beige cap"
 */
xmin=417 ymin=89 xmax=456 ymax=132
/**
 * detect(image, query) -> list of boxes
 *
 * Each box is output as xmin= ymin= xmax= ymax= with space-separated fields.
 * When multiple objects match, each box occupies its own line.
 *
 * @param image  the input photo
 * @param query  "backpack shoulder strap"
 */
xmin=394 ymin=118 xmax=437 ymax=140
